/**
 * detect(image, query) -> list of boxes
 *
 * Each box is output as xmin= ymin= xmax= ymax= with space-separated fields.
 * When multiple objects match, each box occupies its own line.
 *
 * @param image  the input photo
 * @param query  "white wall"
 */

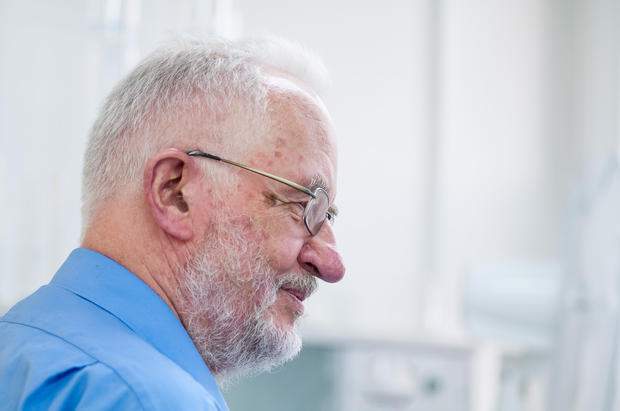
xmin=0 ymin=1 xmax=89 ymax=307
xmin=426 ymin=0 xmax=555 ymax=338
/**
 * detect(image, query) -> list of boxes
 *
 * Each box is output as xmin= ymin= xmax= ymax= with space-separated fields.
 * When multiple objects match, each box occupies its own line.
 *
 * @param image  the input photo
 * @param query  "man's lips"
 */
xmin=280 ymin=287 xmax=306 ymax=302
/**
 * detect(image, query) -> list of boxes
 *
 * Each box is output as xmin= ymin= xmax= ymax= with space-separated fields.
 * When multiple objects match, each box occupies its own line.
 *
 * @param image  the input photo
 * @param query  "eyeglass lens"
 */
xmin=304 ymin=188 xmax=330 ymax=235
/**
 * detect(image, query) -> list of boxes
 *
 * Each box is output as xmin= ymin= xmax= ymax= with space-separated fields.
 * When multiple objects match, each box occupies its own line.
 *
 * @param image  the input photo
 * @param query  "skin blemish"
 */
xmin=274 ymin=151 xmax=282 ymax=158
xmin=252 ymin=151 xmax=272 ymax=166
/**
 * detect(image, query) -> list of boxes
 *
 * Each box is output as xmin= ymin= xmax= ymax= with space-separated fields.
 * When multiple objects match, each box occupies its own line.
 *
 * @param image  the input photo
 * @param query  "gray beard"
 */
xmin=177 ymin=222 xmax=316 ymax=387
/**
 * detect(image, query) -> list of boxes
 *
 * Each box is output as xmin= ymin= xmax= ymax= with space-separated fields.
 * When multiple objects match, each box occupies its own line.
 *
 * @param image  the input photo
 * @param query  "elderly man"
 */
xmin=0 ymin=38 xmax=345 ymax=410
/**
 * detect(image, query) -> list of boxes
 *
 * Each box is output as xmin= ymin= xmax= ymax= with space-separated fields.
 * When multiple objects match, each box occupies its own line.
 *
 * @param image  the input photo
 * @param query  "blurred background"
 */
xmin=1 ymin=0 xmax=620 ymax=410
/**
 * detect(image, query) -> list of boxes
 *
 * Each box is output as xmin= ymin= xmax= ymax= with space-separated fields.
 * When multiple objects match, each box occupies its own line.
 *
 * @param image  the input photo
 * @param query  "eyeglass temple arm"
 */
xmin=187 ymin=150 xmax=315 ymax=198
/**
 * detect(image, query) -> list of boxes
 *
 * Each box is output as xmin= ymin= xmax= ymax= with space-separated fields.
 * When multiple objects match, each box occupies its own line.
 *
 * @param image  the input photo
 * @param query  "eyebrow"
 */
xmin=306 ymin=175 xmax=339 ymax=217
xmin=307 ymin=175 xmax=329 ymax=193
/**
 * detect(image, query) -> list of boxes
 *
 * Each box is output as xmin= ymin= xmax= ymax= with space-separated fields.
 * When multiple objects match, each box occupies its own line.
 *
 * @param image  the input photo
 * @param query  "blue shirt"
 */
xmin=0 ymin=248 xmax=229 ymax=410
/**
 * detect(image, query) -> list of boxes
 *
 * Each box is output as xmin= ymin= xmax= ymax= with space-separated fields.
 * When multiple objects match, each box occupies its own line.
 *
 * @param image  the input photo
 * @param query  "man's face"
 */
xmin=180 ymin=84 xmax=345 ymax=382
xmin=230 ymin=86 xmax=344 ymax=328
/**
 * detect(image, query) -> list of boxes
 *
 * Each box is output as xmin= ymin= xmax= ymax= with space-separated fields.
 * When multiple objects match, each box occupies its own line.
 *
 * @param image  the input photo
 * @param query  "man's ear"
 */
xmin=144 ymin=148 xmax=198 ymax=241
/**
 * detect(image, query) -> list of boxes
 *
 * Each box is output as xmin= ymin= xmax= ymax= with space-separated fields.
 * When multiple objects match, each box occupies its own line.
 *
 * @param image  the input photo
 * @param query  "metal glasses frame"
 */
xmin=187 ymin=150 xmax=332 ymax=235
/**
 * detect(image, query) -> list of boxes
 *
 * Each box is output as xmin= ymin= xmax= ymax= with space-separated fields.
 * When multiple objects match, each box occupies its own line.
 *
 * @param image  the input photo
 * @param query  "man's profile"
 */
xmin=0 ymin=38 xmax=345 ymax=410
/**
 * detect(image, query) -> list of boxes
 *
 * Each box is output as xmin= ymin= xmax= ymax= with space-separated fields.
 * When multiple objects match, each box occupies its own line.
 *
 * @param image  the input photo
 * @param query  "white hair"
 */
xmin=81 ymin=37 xmax=330 ymax=227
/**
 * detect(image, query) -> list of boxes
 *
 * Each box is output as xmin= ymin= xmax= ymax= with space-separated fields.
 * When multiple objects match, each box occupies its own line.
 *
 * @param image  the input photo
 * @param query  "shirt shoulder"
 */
xmin=0 ymin=321 xmax=142 ymax=410
xmin=0 ymin=286 xmax=225 ymax=411
xmin=0 ymin=321 xmax=224 ymax=411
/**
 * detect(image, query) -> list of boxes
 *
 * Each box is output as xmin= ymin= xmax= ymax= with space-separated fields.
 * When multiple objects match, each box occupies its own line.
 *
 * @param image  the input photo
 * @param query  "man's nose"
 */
xmin=297 ymin=223 xmax=345 ymax=283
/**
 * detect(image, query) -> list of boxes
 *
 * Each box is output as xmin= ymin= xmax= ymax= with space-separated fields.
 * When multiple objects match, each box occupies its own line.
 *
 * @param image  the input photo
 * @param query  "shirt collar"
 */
xmin=51 ymin=248 xmax=227 ymax=409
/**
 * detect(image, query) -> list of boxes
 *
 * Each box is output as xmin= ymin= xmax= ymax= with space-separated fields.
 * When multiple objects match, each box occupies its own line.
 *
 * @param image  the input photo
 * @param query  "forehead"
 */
xmin=267 ymin=84 xmax=332 ymax=144
xmin=254 ymin=85 xmax=338 ymax=193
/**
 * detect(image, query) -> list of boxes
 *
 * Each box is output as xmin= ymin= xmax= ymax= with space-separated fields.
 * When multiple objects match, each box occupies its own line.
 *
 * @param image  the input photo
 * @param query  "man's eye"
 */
xmin=326 ymin=211 xmax=335 ymax=225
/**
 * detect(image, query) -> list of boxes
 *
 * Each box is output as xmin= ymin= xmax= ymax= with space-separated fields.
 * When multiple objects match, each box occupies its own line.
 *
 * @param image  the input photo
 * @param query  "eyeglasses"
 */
xmin=187 ymin=150 xmax=334 ymax=236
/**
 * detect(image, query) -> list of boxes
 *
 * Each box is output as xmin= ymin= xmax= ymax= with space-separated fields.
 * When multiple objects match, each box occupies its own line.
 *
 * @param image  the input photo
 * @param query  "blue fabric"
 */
xmin=0 ymin=248 xmax=229 ymax=411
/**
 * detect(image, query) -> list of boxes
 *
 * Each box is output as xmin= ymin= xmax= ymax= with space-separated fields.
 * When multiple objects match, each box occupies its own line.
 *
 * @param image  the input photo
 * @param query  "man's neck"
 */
xmin=81 ymin=203 xmax=187 ymax=321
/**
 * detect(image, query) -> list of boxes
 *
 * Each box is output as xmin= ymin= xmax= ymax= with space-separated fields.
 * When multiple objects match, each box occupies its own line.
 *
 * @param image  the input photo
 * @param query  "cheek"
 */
xmin=263 ymin=235 xmax=303 ymax=270
xmin=227 ymin=192 xmax=305 ymax=270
